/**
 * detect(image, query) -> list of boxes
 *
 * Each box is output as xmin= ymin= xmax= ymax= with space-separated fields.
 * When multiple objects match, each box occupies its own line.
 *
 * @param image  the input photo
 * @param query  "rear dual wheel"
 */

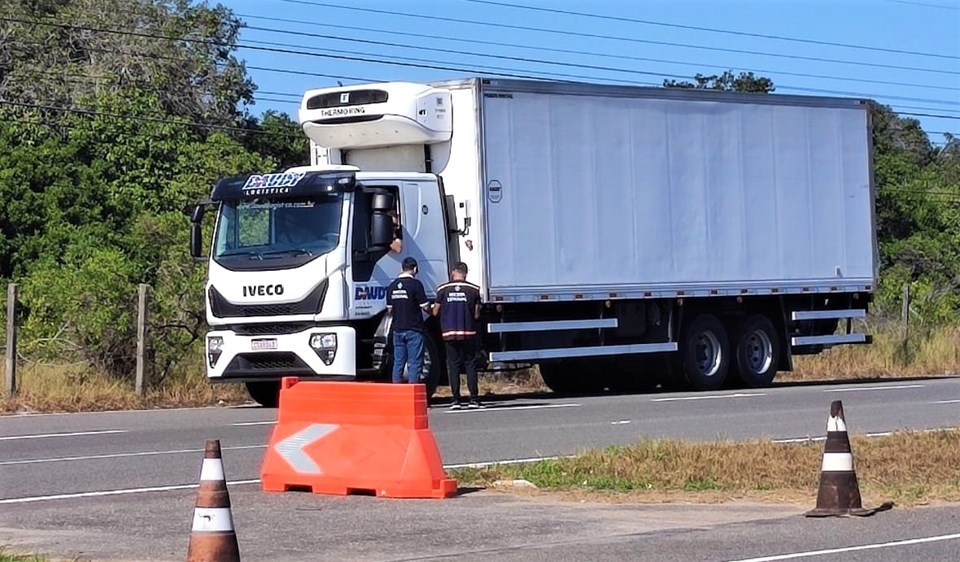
xmin=675 ymin=313 xmax=730 ymax=391
xmin=731 ymin=314 xmax=780 ymax=388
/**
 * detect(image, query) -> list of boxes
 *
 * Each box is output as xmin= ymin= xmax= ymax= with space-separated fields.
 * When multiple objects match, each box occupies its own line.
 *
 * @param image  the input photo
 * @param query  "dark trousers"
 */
xmin=446 ymin=337 xmax=479 ymax=402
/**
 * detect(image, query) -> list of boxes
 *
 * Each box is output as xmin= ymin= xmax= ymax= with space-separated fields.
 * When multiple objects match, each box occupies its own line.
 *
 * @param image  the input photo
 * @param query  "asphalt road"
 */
xmin=1 ymin=377 xmax=959 ymax=561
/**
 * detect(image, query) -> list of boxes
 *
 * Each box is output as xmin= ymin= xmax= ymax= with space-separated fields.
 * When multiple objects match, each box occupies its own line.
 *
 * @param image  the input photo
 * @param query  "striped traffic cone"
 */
xmin=186 ymin=439 xmax=241 ymax=561
xmin=804 ymin=400 xmax=893 ymax=518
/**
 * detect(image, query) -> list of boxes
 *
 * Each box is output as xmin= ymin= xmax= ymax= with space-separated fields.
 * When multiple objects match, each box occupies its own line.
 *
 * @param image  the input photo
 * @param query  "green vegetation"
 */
xmin=0 ymin=2 xmax=958 ymax=412
xmin=453 ymin=429 xmax=960 ymax=506
xmin=0 ymin=547 xmax=45 ymax=562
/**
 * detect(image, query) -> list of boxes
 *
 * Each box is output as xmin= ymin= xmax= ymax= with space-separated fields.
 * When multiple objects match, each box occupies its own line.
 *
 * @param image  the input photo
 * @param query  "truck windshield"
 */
xmin=213 ymin=192 xmax=344 ymax=267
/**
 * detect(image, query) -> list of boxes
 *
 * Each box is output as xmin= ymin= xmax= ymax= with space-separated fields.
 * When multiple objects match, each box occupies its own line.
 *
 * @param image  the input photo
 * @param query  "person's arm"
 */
xmin=389 ymin=225 xmax=403 ymax=253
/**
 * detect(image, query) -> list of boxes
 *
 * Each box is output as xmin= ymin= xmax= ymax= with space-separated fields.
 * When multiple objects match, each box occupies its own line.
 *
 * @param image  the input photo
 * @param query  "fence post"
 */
xmin=901 ymin=283 xmax=911 ymax=364
xmin=4 ymin=283 xmax=16 ymax=397
xmin=135 ymin=284 xmax=149 ymax=397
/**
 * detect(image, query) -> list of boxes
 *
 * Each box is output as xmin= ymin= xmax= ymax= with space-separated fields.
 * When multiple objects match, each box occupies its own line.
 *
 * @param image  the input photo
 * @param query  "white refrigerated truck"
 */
xmin=190 ymin=77 xmax=877 ymax=407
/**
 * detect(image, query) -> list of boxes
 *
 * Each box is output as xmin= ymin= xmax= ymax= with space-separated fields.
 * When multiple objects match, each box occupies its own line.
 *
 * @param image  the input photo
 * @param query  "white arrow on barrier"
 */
xmin=273 ymin=423 xmax=338 ymax=474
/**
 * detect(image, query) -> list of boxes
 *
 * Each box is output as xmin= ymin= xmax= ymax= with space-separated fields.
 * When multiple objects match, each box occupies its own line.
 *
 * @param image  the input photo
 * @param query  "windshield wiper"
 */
xmin=218 ymin=250 xmax=263 ymax=260
xmin=260 ymin=248 xmax=314 ymax=258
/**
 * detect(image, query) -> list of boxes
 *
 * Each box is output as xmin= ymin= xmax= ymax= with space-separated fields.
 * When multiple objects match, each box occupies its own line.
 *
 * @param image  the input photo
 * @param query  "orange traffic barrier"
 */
xmin=260 ymin=377 xmax=458 ymax=499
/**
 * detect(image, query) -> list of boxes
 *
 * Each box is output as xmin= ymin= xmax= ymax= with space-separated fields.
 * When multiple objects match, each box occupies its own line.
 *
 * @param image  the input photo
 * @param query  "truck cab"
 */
xmin=190 ymin=82 xmax=469 ymax=406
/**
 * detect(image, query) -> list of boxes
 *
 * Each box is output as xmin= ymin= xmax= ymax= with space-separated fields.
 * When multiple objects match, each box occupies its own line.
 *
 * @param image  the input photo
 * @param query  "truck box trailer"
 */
xmin=190 ymin=77 xmax=877 ymax=406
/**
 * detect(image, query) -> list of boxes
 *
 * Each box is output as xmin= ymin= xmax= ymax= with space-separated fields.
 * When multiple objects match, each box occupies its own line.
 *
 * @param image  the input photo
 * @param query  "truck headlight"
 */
xmin=309 ymin=333 xmax=337 ymax=365
xmin=207 ymin=336 xmax=224 ymax=368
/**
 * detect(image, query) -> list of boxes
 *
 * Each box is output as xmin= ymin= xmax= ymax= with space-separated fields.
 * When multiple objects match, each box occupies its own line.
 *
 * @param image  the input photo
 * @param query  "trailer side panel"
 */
xmin=479 ymin=86 xmax=874 ymax=302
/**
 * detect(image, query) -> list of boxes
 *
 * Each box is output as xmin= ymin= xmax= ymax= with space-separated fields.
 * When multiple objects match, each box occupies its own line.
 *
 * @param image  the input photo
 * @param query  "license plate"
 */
xmin=251 ymin=338 xmax=278 ymax=351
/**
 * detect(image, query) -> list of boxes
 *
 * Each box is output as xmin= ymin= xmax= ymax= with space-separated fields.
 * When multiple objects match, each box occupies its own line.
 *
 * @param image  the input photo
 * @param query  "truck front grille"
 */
xmin=232 ymin=323 xmax=312 ymax=336
xmin=229 ymin=352 xmax=309 ymax=372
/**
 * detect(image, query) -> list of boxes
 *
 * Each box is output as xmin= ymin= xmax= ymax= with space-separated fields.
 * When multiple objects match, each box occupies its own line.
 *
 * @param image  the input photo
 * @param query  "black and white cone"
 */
xmin=186 ymin=439 xmax=241 ymax=561
xmin=805 ymin=400 xmax=893 ymax=517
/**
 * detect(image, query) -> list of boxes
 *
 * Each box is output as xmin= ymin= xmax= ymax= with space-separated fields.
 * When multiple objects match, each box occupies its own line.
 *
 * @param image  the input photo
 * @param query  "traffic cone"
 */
xmin=187 ymin=439 xmax=241 ymax=561
xmin=804 ymin=400 xmax=893 ymax=518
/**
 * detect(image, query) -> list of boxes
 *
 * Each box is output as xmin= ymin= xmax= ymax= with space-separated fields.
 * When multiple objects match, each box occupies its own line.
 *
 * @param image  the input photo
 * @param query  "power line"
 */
xmin=243 ymin=25 xmax=688 ymax=82
xmin=277 ymin=0 xmax=960 ymax=76
xmin=8 ymin=16 xmax=960 ymax=110
xmin=241 ymin=22 xmax=960 ymax=93
xmin=3 ymin=17 xmax=630 ymax=86
xmin=880 ymin=0 xmax=960 ymax=10
xmin=240 ymin=14 xmax=960 ymax=92
xmin=0 ymin=100 xmax=303 ymax=138
xmin=466 ymin=0 xmax=960 ymax=61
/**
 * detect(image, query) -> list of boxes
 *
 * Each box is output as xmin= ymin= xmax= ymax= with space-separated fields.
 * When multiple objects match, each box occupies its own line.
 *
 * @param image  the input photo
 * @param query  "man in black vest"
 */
xmin=386 ymin=257 xmax=431 ymax=384
xmin=433 ymin=262 xmax=483 ymax=409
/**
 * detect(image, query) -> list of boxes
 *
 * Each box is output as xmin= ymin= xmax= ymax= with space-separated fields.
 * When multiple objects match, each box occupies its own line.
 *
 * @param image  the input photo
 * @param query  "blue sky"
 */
xmin=220 ymin=0 xmax=960 ymax=142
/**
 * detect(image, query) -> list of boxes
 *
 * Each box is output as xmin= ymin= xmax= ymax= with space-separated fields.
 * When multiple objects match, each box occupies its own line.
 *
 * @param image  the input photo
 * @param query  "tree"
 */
xmin=663 ymin=71 xmax=775 ymax=93
xmin=240 ymin=110 xmax=309 ymax=170
xmin=0 ymin=0 xmax=254 ymax=127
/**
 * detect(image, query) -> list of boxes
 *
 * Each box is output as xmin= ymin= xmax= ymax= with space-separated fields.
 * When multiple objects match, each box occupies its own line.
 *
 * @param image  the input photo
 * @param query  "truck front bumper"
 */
xmin=204 ymin=325 xmax=357 ymax=382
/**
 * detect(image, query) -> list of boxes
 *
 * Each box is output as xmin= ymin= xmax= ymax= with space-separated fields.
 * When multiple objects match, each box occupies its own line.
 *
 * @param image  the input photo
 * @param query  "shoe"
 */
xmin=468 ymin=401 xmax=485 ymax=409
xmin=450 ymin=402 xmax=462 ymax=410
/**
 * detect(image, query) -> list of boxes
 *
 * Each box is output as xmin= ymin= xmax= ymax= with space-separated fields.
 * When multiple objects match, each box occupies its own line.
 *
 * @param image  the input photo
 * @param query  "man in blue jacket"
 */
xmin=433 ymin=262 xmax=483 ymax=409
xmin=386 ymin=257 xmax=431 ymax=384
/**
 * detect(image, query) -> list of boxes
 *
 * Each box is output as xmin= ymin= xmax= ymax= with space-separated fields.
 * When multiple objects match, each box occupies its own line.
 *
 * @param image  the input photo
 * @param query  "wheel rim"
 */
xmin=744 ymin=329 xmax=773 ymax=374
xmin=695 ymin=331 xmax=723 ymax=378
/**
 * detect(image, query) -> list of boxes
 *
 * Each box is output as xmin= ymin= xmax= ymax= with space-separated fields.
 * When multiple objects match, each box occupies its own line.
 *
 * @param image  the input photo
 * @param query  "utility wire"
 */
xmin=241 ymin=23 xmax=960 ymax=93
xmin=466 ymin=0 xmax=960 ymax=61
xmin=240 ymin=14 xmax=960 ymax=92
xmin=8 ymin=16 xmax=960 ymax=108
xmin=277 ymin=0 xmax=960 ymax=76
xmin=880 ymin=0 xmax=960 ymax=10
xmin=0 ymin=100 xmax=304 ymax=138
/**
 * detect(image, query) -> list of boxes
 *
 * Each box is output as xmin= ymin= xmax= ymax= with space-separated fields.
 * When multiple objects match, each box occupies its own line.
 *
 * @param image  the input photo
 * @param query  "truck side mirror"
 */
xmin=371 ymin=211 xmax=393 ymax=247
xmin=189 ymin=204 xmax=206 ymax=260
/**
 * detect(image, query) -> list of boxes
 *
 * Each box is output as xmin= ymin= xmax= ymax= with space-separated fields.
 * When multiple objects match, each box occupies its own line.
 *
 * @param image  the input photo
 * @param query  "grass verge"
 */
xmin=0 ymin=360 xmax=248 ymax=415
xmin=0 ymin=547 xmax=45 ymax=562
xmin=451 ymin=429 xmax=960 ymax=507
xmin=2 ymin=324 xmax=959 ymax=414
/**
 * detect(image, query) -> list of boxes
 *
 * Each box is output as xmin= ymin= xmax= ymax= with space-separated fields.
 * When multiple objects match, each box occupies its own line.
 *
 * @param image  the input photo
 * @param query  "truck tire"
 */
xmin=676 ymin=313 xmax=730 ymax=391
xmin=732 ymin=314 xmax=780 ymax=388
xmin=245 ymin=381 xmax=280 ymax=408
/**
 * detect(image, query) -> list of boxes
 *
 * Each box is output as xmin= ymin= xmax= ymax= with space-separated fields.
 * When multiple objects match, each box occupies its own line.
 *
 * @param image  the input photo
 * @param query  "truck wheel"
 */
xmin=732 ymin=314 xmax=780 ymax=388
xmin=245 ymin=381 xmax=280 ymax=408
xmin=676 ymin=313 xmax=730 ymax=391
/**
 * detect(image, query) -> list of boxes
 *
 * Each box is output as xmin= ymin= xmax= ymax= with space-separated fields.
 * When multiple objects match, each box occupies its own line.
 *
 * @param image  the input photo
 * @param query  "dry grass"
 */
xmin=786 ymin=325 xmax=960 ymax=382
xmin=0 ymin=359 xmax=248 ymax=414
xmin=453 ymin=429 xmax=960 ymax=507
xmin=2 ymin=324 xmax=959 ymax=413
xmin=0 ymin=548 xmax=46 ymax=562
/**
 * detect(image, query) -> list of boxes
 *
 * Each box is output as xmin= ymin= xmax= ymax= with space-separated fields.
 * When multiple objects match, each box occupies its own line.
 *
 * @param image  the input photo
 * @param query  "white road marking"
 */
xmin=824 ymin=384 xmax=924 ymax=393
xmin=611 ymin=420 xmax=631 ymax=425
xmin=0 ymin=455 xmax=571 ymax=504
xmin=0 ymin=479 xmax=262 ymax=505
xmin=772 ymin=429 xmax=951 ymax=444
xmin=231 ymin=420 xmax=277 ymax=426
xmin=726 ymin=532 xmax=960 ymax=562
xmin=772 ymin=436 xmax=827 ymax=444
xmin=933 ymin=399 xmax=960 ymax=404
xmin=0 ymin=429 xmax=126 ymax=441
xmin=444 ymin=403 xmax=581 ymax=413
xmin=0 ymin=444 xmax=267 ymax=466
xmin=444 ymin=455 xmax=572 ymax=469
xmin=651 ymin=393 xmax=765 ymax=402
